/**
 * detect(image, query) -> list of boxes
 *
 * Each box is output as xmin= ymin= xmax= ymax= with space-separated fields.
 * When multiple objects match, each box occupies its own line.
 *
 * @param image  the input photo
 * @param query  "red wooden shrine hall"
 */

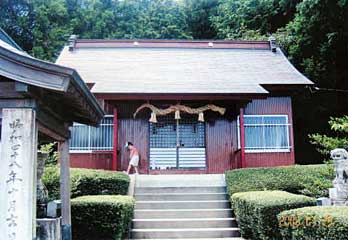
xmin=56 ymin=39 xmax=312 ymax=174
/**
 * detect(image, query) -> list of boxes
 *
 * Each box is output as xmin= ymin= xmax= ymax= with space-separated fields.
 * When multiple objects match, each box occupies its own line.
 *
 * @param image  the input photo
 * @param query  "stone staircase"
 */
xmin=130 ymin=175 xmax=241 ymax=239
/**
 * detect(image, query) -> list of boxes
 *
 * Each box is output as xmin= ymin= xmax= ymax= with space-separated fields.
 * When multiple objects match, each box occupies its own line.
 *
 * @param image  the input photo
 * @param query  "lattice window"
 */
xmin=150 ymin=115 xmax=177 ymax=148
xmin=238 ymin=115 xmax=291 ymax=152
xmin=179 ymin=118 xmax=205 ymax=148
xmin=150 ymin=115 xmax=205 ymax=148
xmin=69 ymin=116 xmax=113 ymax=151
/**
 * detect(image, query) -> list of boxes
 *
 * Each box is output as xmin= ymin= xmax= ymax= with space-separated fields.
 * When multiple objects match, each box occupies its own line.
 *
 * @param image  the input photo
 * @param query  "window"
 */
xmin=69 ymin=116 xmax=113 ymax=152
xmin=238 ymin=115 xmax=290 ymax=152
xmin=149 ymin=115 xmax=205 ymax=148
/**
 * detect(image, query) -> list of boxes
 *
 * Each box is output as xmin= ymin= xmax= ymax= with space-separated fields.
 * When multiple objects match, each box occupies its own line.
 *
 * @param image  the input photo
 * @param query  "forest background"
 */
xmin=1 ymin=0 xmax=347 ymax=163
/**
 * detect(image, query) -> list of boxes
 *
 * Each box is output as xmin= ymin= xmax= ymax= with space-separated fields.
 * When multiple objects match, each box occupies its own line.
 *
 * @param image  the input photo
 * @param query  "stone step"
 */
xmin=135 ymin=187 xmax=226 ymax=194
xmin=131 ymin=238 xmax=244 ymax=240
xmin=132 ymin=218 xmax=237 ymax=229
xmin=134 ymin=209 xmax=234 ymax=219
xmin=135 ymin=193 xmax=228 ymax=201
xmin=135 ymin=200 xmax=230 ymax=210
xmin=135 ymin=174 xmax=226 ymax=188
xmin=131 ymin=228 xmax=241 ymax=239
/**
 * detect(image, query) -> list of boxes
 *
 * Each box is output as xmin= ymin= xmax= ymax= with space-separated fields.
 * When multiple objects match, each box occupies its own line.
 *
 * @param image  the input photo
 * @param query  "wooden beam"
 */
xmin=112 ymin=108 xmax=118 ymax=171
xmin=36 ymin=110 xmax=70 ymax=139
xmin=59 ymin=140 xmax=72 ymax=240
xmin=0 ymin=81 xmax=25 ymax=98
xmin=37 ymin=121 xmax=67 ymax=142
xmin=0 ymin=99 xmax=36 ymax=109
xmin=239 ymin=108 xmax=246 ymax=168
xmin=15 ymin=82 xmax=29 ymax=93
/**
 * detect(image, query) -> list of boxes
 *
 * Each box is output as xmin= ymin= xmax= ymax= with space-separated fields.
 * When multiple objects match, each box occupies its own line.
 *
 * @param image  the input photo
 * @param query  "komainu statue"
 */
xmin=330 ymin=148 xmax=348 ymax=185
xmin=330 ymin=148 xmax=348 ymax=205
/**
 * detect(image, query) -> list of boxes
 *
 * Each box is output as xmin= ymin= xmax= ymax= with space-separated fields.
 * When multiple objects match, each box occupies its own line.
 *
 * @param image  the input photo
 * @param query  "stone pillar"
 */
xmin=0 ymin=108 xmax=38 ymax=240
xmin=59 ymin=140 xmax=72 ymax=240
xmin=330 ymin=148 xmax=348 ymax=205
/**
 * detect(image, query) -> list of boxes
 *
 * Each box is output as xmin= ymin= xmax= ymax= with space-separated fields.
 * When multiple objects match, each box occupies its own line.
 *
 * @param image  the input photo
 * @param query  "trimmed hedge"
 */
xmin=42 ymin=166 xmax=130 ymax=201
xmin=71 ymin=195 xmax=135 ymax=240
xmin=232 ymin=191 xmax=316 ymax=240
xmin=278 ymin=206 xmax=348 ymax=240
xmin=226 ymin=164 xmax=334 ymax=198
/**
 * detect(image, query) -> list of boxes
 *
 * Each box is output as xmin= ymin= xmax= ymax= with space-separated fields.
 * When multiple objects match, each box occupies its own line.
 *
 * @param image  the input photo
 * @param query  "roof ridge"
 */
xmin=70 ymin=38 xmax=271 ymax=50
xmin=75 ymin=38 xmax=270 ymax=43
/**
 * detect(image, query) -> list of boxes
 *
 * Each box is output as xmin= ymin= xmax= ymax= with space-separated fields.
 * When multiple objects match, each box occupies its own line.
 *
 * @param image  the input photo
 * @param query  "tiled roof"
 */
xmin=56 ymin=39 xmax=313 ymax=95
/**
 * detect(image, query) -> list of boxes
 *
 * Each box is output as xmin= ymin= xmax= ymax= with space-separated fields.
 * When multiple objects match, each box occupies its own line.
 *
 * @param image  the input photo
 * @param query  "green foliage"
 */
xmin=39 ymin=142 xmax=58 ymax=166
xmin=212 ymin=0 xmax=300 ymax=39
xmin=31 ymin=0 xmax=72 ymax=60
xmin=42 ymin=166 xmax=130 ymax=201
xmin=310 ymin=116 xmax=348 ymax=156
xmin=71 ymin=195 xmax=135 ymax=240
xmin=330 ymin=115 xmax=348 ymax=132
xmin=41 ymin=166 xmax=61 ymax=201
xmin=278 ymin=206 xmax=348 ymax=240
xmin=0 ymin=0 xmax=194 ymax=61
xmin=232 ymin=191 xmax=316 ymax=240
xmin=181 ymin=0 xmax=219 ymax=39
xmin=283 ymin=0 xmax=348 ymax=164
xmin=0 ymin=0 xmax=35 ymax=50
xmin=225 ymin=164 xmax=334 ymax=198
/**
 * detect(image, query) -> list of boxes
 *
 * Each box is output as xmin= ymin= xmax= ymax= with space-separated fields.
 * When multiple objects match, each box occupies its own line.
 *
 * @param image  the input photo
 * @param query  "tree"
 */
xmin=279 ymin=0 xmax=348 ymax=164
xmin=182 ymin=0 xmax=219 ymax=39
xmin=0 ymin=0 xmax=35 ymax=50
xmin=30 ymin=0 xmax=72 ymax=60
xmin=1 ymin=0 xmax=193 ymax=61
xmin=310 ymin=116 xmax=348 ymax=157
xmin=211 ymin=0 xmax=301 ymax=39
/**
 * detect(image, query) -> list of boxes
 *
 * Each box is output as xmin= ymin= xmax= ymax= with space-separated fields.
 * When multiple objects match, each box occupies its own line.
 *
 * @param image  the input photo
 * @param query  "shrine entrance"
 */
xmin=149 ymin=115 xmax=206 ymax=170
xmin=0 ymin=38 xmax=103 ymax=240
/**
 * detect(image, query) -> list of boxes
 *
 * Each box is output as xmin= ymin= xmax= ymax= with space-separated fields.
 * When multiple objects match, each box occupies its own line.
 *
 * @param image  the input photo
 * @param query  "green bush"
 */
xmin=42 ymin=166 xmax=130 ymax=201
xmin=278 ymin=206 xmax=348 ymax=240
xmin=71 ymin=195 xmax=135 ymax=240
xmin=232 ymin=191 xmax=316 ymax=240
xmin=225 ymin=164 xmax=334 ymax=198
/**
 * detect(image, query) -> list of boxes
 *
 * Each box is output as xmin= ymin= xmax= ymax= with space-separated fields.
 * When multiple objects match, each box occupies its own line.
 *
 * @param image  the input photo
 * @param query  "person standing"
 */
xmin=125 ymin=142 xmax=139 ymax=175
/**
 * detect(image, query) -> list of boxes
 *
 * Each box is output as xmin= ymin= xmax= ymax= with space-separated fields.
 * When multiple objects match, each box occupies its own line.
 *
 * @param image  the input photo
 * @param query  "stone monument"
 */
xmin=329 ymin=148 xmax=348 ymax=205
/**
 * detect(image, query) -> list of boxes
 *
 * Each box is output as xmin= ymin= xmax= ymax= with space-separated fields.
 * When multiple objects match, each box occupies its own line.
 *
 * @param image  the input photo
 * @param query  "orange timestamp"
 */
xmin=279 ymin=215 xmax=334 ymax=228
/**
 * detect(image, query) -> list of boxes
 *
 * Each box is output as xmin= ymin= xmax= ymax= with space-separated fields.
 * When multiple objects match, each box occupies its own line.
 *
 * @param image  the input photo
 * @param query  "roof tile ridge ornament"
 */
xmin=268 ymin=36 xmax=277 ymax=52
xmin=68 ymin=34 xmax=78 ymax=52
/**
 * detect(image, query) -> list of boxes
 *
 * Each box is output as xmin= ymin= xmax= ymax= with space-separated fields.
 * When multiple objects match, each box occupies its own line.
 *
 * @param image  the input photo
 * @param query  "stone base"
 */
xmin=317 ymin=197 xmax=332 ymax=206
xmin=329 ymin=188 xmax=348 ymax=206
xmin=37 ymin=218 xmax=61 ymax=240
xmin=329 ymin=188 xmax=348 ymax=199
xmin=331 ymin=200 xmax=348 ymax=206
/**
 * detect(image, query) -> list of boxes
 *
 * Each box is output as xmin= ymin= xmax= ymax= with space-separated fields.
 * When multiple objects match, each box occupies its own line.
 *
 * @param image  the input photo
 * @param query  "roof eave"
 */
xmin=0 ymin=28 xmax=23 ymax=51
xmin=0 ymin=40 xmax=104 ymax=125
xmin=92 ymin=92 xmax=270 ymax=101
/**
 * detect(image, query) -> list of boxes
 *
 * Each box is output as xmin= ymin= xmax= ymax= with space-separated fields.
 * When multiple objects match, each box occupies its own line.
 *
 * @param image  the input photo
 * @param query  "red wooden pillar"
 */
xmin=240 ymin=108 xmax=246 ymax=168
xmin=112 ymin=108 xmax=118 ymax=171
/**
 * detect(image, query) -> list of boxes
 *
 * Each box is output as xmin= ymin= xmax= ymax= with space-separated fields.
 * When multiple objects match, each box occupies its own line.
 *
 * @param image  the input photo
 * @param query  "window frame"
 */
xmin=69 ymin=115 xmax=114 ymax=153
xmin=237 ymin=114 xmax=291 ymax=153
